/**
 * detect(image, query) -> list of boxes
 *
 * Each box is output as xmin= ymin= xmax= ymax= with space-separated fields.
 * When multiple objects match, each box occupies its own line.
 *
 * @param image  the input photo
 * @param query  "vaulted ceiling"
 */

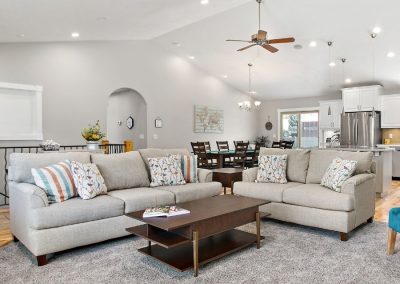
xmin=1 ymin=0 xmax=400 ymax=100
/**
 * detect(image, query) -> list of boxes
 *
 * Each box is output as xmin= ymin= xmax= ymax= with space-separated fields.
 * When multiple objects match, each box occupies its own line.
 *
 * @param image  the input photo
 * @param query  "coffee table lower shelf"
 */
xmin=137 ymin=229 xmax=262 ymax=272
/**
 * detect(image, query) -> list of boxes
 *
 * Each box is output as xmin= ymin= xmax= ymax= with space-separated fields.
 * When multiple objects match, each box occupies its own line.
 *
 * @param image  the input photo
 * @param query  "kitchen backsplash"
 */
xmin=382 ymin=129 xmax=400 ymax=144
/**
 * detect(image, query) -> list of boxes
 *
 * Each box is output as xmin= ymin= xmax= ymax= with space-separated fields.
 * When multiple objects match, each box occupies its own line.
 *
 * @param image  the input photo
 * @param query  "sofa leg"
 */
xmin=367 ymin=216 xmax=374 ymax=223
xmin=36 ymin=255 xmax=48 ymax=266
xmin=340 ymin=232 xmax=348 ymax=241
xmin=387 ymin=228 xmax=397 ymax=256
xmin=12 ymin=235 xmax=19 ymax=242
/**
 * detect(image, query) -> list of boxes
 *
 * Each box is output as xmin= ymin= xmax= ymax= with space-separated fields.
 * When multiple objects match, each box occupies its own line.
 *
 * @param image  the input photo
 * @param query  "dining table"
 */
xmin=207 ymin=149 xmax=255 ymax=168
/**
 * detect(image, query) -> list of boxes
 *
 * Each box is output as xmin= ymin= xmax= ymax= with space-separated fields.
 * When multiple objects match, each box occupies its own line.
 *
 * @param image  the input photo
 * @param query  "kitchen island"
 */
xmin=319 ymin=147 xmax=393 ymax=197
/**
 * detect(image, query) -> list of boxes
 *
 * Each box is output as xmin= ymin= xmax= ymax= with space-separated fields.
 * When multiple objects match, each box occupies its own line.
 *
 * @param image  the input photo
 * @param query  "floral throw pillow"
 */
xmin=256 ymin=155 xmax=288 ymax=184
xmin=169 ymin=154 xmax=198 ymax=183
xmin=70 ymin=161 xmax=107 ymax=200
xmin=321 ymin=157 xmax=357 ymax=192
xmin=148 ymin=157 xmax=186 ymax=187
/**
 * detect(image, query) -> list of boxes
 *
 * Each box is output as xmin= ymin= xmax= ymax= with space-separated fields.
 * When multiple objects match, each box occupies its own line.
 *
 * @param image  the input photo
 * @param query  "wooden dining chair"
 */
xmin=245 ymin=142 xmax=262 ymax=168
xmin=232 ymin=142 xmax=249 ymax=168
xmin=191 ymin=142 xmax=216 ymax=169
xmin=282 ymin=140 xmax=295 ymax=149
xmin=271 ymin=141 xmax=281 ymax=148
xmin=216 ymin=141 xmax=233 ymax=167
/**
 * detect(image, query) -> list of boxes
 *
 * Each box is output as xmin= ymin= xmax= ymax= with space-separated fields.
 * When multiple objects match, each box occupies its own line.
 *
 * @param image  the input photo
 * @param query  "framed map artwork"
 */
xmin=194 ymin=105 xmax=224 ymax=133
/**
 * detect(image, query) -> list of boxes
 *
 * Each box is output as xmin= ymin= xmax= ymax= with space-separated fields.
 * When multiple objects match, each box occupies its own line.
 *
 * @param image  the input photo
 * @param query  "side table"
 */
xmin=212 ymin=168 xmax=243 ymax=195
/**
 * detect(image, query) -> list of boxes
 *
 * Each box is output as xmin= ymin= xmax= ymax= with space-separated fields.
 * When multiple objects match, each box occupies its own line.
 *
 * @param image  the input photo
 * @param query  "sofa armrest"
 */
xmin=341 ymin=173 xmax=375 ymax=195
xmin=243 ymin=167 xmax=258 ymax=182
xmin=10 ymin=182 xmax=49 ymax=208
xmin=341 ymin=173 xmax=376 ymax=227
xmin=197 ymin=168 xmax=213 ymax=183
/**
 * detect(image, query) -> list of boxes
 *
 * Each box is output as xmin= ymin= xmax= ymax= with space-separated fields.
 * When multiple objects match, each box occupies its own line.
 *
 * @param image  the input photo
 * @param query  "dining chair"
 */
xmin=271 ymin=141 xmax=281 ymax=148
xmin=233 ymin=141 xmax=243 ymax=148
xmin=191 ymin=142 xmax=216 ymax=169
xmin=216 ymin=141 xmax=232 ymax=167
xmin=282 ymin=140 xmax=295 ymax=149
xmin=245 ymin=142 xmax=262 ymax=168
xmin=232 ymin=141 xmax=249 ymax=168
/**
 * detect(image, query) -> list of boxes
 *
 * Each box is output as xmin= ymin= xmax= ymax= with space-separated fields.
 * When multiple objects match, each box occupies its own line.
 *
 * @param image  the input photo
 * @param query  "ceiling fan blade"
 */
xmin=226 ymin=39 xmax=253 ymax=43
xmin=267 ymin=37 xmax=295 ymax=44
xmin=237 ymin=44 xmax=257 ymax=51
xmin=262 ymin=44 xmax=279 ymax=53
xmin=257 ymin=30 xmax=267 ymax=40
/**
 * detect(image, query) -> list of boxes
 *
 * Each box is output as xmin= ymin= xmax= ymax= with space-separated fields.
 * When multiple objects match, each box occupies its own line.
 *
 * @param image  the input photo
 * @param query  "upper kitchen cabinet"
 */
xmin=381 ymin=94 xmax=400 ymax=128
xmin=342 ymin=85 xmax=382 ymax=112
xmin=319 ymin=100 xmax=343 ymax=129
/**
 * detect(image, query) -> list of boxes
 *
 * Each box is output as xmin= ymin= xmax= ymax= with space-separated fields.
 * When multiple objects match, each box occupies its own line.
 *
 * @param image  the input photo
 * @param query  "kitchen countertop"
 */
xmin=377 ymin=144 xmax=400 ymax=148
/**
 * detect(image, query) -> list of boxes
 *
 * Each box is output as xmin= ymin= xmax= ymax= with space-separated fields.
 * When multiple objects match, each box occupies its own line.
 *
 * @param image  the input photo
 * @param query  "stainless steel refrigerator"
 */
xmin=340 ymin=111 xmax=381 ymax=148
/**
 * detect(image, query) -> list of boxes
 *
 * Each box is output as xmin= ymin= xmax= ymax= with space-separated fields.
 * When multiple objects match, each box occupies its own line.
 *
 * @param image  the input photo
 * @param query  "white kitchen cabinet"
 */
xmin=319 ymin=100 xmax=343 ymax=129
xmin=381 ymin=94 xmax=400 ymax=128
xmin=342 ymin=85 xmax=382 ymax=112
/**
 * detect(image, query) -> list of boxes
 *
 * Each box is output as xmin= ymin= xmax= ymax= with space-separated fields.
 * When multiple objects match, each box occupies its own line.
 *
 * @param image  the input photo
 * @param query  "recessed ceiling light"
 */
xmin=345 ymin=78 xmax=352 ymax=84
xmin=387 ymin=52 xmax=395 ymax=58
xmin=309 ymin=41 xmax=317 ymax=47
xmin=71 ymin=32 xmax=80 ymax=38
xmin=222 ymin=75 xmax=228 ymax=78
xmin=372 ymin=27 xmax=382 ymax=34
xmin=188 ymin=56 xmax=195 ymax=60
xmin=248 ymin=91 xmax=257 ymax=94
xmin=329 ymin=61 xmax=336 ymax=67
xmin=172 ymin=42 xmax=181 ymax=47
xmin=200 ymin=0 xmax=209 ymax=5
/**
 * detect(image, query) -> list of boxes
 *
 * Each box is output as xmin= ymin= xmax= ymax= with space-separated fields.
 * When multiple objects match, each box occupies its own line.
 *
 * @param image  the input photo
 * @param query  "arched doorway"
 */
xmin=106 ymin=88 xmax=147 ymax=149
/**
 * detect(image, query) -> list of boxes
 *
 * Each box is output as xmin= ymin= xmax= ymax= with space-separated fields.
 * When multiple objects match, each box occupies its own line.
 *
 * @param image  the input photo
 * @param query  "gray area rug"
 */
xmin=1 ymin=219 xmax=399 ymax=283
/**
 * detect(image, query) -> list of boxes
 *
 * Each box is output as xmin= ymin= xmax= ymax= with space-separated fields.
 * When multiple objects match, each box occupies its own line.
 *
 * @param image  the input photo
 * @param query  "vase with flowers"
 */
xmin=81 ymin=120 xmax=106 ymax=150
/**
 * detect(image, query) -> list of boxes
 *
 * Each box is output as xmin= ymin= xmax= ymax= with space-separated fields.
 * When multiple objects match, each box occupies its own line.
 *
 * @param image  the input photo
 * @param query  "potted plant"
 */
xmin=81 ymin=120 xmax=106 ymax=150
xmin=255 ymin=136 xmax=270 ymax=147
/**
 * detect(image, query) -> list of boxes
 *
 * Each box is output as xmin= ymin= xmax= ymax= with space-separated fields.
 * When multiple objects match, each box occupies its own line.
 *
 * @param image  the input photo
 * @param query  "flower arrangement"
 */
xmin=81 ymin=120 xmax=106 ymax=141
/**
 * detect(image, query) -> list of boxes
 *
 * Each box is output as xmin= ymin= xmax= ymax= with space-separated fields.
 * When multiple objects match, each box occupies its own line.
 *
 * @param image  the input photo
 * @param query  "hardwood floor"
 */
xmin=0 ymin=181 xmax=399 ymax=249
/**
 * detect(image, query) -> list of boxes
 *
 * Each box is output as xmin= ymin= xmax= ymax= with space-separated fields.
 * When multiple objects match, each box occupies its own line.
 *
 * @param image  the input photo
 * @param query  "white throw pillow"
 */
xmin=70 ymin=161 xmax=107 ymax=200
xmin=321 ymin=157 xmax=357 ymax=192
xmin=256 ymin=155 xmax=288 ymax=184
xmin=148 ymin=156 xmax=186 ymax=187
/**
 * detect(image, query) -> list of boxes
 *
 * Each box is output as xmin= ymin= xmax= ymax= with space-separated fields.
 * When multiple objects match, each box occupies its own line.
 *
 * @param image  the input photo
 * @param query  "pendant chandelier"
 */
xmin=238 ymin=63 xmax=261 ymax=111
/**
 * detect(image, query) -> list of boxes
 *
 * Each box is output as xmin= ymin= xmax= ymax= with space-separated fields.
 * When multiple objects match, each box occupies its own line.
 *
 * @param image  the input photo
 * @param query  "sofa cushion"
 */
xmin=9 ymin=152 xmax=91 ymax=184
xmin=30 ymin=195 xmax=124 ymax=230
xmin=148 ymin=156 xmax=186 ymax=187
xmin=306 ymin=150 xmax=373 ymax=184
xmin=70 ymin=161 xmax=107 ymax=199
xmin=138 ymin=148 xmax=191 ymax=176
xmin=107 ymin=187 xmax=175 ymax=213
xmin=259 ymin=148 xmax=310 ymax=183
xmin=91 ymin=152 xmax=150 ymax=191
xmin=321 ymin=157 xmax=357 ymax=192
xmin=282 ymin=183 xmax=355 ymax=212
xmin=234 ymin=182 xmax=302 ymax=202
xmin=157 ymin=182 xmax=221 ymax=203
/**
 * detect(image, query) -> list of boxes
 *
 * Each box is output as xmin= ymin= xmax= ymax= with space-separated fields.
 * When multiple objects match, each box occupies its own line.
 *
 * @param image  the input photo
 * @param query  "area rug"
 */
xmin=0 ymin=220 xmax=399 ymax=283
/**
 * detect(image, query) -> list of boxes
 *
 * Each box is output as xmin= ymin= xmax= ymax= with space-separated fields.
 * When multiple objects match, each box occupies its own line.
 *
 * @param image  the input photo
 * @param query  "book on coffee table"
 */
xmin=143 ymin=206 xmax=190 ymax=218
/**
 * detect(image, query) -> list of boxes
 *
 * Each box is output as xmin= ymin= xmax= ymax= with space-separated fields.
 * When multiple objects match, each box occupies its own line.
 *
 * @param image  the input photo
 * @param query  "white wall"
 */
xmin=107 ymin=88 xmax=147 ymax=149
xmin=0 ymin=40 xmax=258 ymax=149
xmin=257 ymin=94 xmax=341 ymax=143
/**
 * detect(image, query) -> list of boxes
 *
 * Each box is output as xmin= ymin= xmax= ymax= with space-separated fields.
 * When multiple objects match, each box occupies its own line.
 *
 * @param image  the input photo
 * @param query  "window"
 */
xmin=280 ymin=110 xmax=319 ymax=149
xmin=0 ymin=82 xmax=43 ymax=140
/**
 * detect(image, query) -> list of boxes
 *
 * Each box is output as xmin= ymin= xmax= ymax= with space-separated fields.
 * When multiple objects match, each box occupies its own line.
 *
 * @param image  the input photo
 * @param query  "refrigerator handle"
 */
xmin=355 ymin=118 xmax=358 ymax=146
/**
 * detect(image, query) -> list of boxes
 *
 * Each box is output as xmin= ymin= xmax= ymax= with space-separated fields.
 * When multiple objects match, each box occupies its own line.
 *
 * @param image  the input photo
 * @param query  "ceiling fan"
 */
xmin=226 ymin=0 xmax=295 ymax=53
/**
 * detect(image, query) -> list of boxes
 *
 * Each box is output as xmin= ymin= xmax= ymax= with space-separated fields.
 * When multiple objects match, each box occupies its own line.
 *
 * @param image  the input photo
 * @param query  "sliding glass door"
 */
xmin=280 ymin=111 xmax=319 ymax=149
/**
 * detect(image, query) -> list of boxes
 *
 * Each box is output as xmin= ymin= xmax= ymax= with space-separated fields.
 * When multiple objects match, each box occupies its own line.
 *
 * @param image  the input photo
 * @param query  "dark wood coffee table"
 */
xmin=212 ymin=168 xmax=243 ymax=195
xmin=125 ymin=195 xmax=269 ymax=277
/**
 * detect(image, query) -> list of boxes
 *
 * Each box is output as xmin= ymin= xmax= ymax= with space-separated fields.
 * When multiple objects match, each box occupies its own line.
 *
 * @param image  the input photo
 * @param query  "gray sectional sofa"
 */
xmin=234 ymin=148 xmax=376 ymax=241
xmin=8 ymin=148 xmax=221 ymax=265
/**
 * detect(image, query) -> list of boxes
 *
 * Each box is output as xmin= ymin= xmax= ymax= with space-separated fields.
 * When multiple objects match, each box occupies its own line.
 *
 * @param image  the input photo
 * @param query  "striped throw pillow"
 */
xmin=31 ymin=160 xmax=77 ymax=203
xmin=169 ymin=154 xmax=198 ymax=183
